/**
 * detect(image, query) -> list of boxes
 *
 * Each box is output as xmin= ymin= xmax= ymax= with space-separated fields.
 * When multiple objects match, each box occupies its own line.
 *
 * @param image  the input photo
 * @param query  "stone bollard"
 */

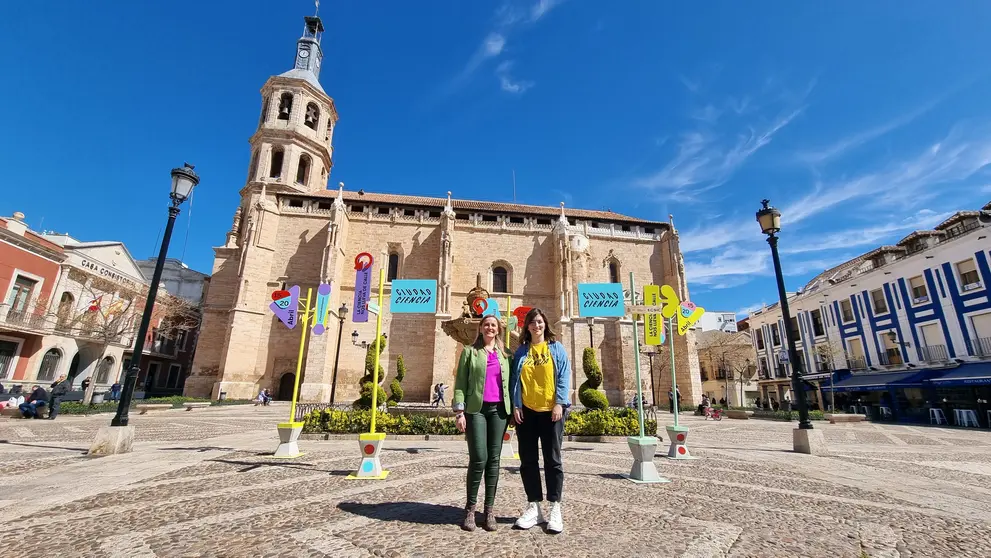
xmin=273 ymin=421 xmax=305 ymax=458
xmin=501 ymin=427 xmax=519 ymax=460
xmin=665 ymin=425 xmax=696 ymax=460
xmin=348 ymin=432 xmax=389 ymax=479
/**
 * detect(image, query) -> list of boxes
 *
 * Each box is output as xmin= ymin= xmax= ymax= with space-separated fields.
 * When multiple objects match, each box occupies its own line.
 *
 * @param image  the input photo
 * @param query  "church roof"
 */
xmin=277 ymin=69 xmax=326 ymax=95
xmin=307 ymin=189 xmax=669 ymax=226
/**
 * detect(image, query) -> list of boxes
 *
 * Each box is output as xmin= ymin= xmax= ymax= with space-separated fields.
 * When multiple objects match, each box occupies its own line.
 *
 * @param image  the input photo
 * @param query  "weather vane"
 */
xmin=314 ymin=0 xmax=320 ymax=17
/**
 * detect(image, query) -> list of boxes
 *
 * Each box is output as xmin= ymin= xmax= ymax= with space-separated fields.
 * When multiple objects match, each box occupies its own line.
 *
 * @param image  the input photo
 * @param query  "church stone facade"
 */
xmin=183 ymin=15 xmax=702 ymax=406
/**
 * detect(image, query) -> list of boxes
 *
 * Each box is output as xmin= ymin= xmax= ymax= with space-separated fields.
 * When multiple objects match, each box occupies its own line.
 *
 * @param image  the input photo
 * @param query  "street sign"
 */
xmin=779 ymin=351 xmax=789 ymax=363
xmin=627 ymin=305 xmax=665 ymax=314
xmin=367 ymin=301 xmax=380 ymax=315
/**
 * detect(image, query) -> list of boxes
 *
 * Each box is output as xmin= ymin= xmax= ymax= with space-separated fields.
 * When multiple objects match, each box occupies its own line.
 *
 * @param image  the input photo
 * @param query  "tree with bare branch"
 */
xmin=49 ymin=273 xmax=199 ymax=404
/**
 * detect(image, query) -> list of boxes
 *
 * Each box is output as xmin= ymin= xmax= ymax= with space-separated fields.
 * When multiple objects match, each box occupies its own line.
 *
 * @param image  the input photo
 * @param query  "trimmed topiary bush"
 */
xmin=564 ymin=408 xmax=657 ymax=436
xmin=388 ymin=354 xmax=407 ymax=406
xmin=578 ymin=347 xmax=609 ymax=410
xmin=355 ymin=335 xmax=388 ymax=409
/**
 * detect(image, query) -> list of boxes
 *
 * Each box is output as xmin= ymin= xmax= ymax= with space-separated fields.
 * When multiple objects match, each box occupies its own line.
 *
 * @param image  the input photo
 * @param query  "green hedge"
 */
xmin=752 ymin=409 xmax=826 ymax=422
xmin=564 ymin=408 xmax=657 ymax=436
xmin=302 ymin=408 xmax=459 ymax=435
xmin=301 ymin=407 xmax=656 ymax=437
xmin=56 ymin=396 xmax=252 ymax=415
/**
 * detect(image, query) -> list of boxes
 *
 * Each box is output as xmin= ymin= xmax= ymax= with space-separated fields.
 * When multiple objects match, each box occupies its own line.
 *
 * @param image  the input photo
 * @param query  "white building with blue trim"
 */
xmin=748 ymin=201 xmax=991 ymax=426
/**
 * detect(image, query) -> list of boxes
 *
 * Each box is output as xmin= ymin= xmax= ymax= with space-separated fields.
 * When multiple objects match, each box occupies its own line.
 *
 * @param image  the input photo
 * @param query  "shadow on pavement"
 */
xmin=159 ymin=446 xmax=241 ymax=453
xmin=337 ymin=501 xmax=515 ymax=525
xmin=206 ymin=458 xmax=318 ymax=473
xmin=0 ymin=440 xmax=88 ymax=454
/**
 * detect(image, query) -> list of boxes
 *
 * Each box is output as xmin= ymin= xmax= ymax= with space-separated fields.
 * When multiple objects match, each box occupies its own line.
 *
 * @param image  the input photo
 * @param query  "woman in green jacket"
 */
xmin=452 ymin=314 xmax=513 ymax=532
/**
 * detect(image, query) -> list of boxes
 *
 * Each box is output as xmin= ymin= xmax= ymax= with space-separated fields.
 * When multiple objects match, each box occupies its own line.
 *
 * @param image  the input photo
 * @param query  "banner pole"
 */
xmin=288 ymin=288 xmax=311 ymax=424
xmin=369 ymin=269 xmax=386 ymax=434
xmin=628 ymin=272 xmax=646 ymax=439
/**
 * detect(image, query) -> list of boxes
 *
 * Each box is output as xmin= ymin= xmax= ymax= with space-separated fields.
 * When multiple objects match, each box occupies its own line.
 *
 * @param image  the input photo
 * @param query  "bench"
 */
xmin=1 ymin=405 xmax=49 ymax=419
xmin=183 ymin=402 xmax=212 ymax=411
xmin=826 ymin=413 xmax=865 ymax=424
xmin=725 ymin=410 xmax=753 ymax=420
xmin=136 ymin=403 xmax=173 ymax=415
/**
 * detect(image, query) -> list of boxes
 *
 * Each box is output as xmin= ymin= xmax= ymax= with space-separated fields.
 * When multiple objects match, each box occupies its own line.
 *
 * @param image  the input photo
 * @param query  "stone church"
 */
xmin=183 ymin=14 xmax=702 ymax=406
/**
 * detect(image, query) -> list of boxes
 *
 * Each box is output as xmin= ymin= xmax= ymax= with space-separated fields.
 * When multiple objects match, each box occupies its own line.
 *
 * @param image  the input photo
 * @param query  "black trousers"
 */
xmin=48 ymin=397 xmax=62 ymax=419
xmin=516 ymin=406 xmax=564 ymax=503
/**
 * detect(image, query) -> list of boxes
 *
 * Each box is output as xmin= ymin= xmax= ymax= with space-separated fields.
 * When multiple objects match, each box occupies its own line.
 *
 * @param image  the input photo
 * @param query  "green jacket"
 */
xmin=452 ymin=345 xmax=512 ymax=415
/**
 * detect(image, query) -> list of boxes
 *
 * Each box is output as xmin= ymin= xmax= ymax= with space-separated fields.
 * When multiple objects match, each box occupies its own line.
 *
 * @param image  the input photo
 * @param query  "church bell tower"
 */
xmin=243 ymin=13 xmax=338 ymax=196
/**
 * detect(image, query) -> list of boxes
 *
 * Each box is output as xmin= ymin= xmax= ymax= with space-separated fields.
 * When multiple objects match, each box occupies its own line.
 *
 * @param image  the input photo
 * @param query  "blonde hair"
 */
xmin=471 ymin=315 xmax=506 ymax=352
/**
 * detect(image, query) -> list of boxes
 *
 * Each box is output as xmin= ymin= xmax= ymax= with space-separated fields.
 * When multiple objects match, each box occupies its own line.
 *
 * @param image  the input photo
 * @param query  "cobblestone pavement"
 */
xmin=1 ymin=407 xmax=990 ymax=557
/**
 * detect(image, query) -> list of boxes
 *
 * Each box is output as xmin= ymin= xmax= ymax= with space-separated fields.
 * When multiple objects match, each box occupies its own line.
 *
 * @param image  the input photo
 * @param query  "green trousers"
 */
xmin=465 ymin=402 xmax=509 ymax=507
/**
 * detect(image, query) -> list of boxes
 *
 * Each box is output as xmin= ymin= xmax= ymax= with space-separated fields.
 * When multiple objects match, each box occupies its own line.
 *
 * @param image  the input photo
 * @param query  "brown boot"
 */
xmin=483 ymin=506 xmax=497 ymax=532
xmin=461 ymin=504 xmax=476 ymax=531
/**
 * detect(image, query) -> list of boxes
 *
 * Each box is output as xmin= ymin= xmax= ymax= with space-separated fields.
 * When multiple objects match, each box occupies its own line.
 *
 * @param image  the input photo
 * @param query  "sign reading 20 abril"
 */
xmin=389 ymin=279 xmax=437 ymax=314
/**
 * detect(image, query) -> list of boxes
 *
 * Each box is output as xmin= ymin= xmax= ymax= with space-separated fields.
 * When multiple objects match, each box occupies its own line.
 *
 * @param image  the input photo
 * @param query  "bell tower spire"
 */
xmin=279 ymin=8 xmax=326 ymax=93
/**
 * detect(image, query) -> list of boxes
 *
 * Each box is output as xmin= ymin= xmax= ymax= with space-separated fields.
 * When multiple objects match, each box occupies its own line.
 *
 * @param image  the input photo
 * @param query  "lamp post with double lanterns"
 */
xmin=329 ymin=303 xmax=347 ymax=404
xmin=756 ymin=199 xmax=813 ymax=431
xmin=111 ymin=163 xmax=200 ymax=428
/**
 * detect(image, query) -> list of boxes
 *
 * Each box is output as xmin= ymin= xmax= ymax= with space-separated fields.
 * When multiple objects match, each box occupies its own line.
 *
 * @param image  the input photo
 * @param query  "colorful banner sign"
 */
xmin=577 ymin=283 xmax=625 ymax=317
xmin=656 ymin=284 xmax=705 ymax=335
xmin=512 ymin=306 xmax=532 ymax=329
xmin=270 ymin=285 xmax=300 ymax=329
xmin=390 ymin=279 xmax=438 ymax=313
xmin=352 ymin=253 xmax=373 ymax=323
xmin=311 ymin=283 xmax=332 ymax=335
xmin=643 ymin=284 xmax=663 ymax=345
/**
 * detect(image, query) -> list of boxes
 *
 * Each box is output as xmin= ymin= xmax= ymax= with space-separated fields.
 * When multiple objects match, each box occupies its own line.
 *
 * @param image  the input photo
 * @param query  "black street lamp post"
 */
xmin=111 ymin=163 xmax=199 ymax=428
xmin=586 ymin=317 xmax=594 ymax=347
xmin=756 ymin=199 xmax=813 ymax=430
xmin=330 ymin=303 xmax=347 ymax=404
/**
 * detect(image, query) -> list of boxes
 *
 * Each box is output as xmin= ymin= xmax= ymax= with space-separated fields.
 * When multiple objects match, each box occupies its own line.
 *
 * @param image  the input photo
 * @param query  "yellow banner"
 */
xmin=643 ymin=284 xmax=662 ymax=345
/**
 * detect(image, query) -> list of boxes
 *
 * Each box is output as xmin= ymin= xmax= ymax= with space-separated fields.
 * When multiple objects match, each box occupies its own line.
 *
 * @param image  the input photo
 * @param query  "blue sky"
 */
xmin=2 ymin=1 xmax=990 ymax=316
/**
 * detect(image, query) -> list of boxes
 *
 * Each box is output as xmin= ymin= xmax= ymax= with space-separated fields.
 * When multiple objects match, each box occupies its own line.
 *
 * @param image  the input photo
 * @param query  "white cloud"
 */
xmin=684 ymin=248 xmax=770 ymax=286
xmin=736 ymin=302 xmax=766 ymax=318
xmin=496 ymin=60 xmax=533 ymax=94
xmin=447 ymin=1 xmax=562 ymax=95
xmin=632 ymin=89 xmax=807 ymax=199
xmin=679 ymin=220 xmax=761 ymax=253
xmin=781 ymin=209 xmax=955 ymax=254
xmin=793 ymin=102 xmax=937 ymax=165
xmin=530 ymin=0 xmax=564 ymax=21
xmin=483 ymin=33 xmax=506 ymax=57
xmin=781 ymin=126 xmax=991 ymax=225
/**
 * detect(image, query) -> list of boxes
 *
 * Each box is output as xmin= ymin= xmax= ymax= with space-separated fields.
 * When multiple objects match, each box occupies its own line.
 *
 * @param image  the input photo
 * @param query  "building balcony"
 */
xmin=876 ymin=349 xmax=905 ymax=367
xmin=0 ymin=304 xmax=53 ymax=334
xmin=921 ymin=344 xmax=949 ymax=364
xmin=971 ymin=337 xmax=991 ymax=358
xmin=847 ymin=356 xmax=868 ymax=371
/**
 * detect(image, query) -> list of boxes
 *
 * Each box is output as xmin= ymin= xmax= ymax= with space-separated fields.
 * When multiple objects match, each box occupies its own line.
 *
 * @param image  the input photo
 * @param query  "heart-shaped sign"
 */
xmin=271 ymin=290 xmax=290 ymax=301
xmin=472 ymin=298 xmax=488 ymax=315
xmin=512 ymin=306 xmax=533 ymax=326
xmin=354 ymin=252 xmax=373 ymax=271
xmin=660 ymin=285 xmax=681 ymax=319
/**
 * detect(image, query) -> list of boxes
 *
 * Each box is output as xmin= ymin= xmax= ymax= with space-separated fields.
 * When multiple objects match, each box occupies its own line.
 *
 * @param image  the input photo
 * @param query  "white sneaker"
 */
xmin=546 ymin=502 xmax=563 ymax=534
xmin=514 ymin=501 xmax=545 ymax=529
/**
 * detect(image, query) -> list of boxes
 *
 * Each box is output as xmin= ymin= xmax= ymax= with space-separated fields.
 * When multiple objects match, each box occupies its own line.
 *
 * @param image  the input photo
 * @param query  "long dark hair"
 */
xmin=521 ymin=307 xmax=556 ymax=346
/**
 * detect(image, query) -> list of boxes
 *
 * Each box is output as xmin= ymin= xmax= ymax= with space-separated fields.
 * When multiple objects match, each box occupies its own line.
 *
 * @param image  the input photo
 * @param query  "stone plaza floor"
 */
xmin=1 ymin=405 xmax=990 ymax=557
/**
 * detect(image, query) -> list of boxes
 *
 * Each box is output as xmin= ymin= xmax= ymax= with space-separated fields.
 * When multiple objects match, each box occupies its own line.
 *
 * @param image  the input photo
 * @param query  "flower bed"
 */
xmin=301 ymin=407 xmax=656 ymax=437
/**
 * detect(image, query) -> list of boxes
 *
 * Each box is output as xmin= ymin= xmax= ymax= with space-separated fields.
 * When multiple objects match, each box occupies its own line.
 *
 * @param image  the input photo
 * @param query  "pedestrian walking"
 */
xmin=510 ymin=308 xmax=572 ymax=534
xmin=48 ymin=377 xmax=70 ymax=420
xmin=110 ymin=381 xmax=122 ymax=401
xmin=452 ymin=315 xmax=512 ymax=532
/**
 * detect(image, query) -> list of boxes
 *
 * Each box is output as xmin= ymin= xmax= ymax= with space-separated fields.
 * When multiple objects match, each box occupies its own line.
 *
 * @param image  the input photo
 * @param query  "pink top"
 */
xmin=482 ymin=350 xmax=503 ymax=403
